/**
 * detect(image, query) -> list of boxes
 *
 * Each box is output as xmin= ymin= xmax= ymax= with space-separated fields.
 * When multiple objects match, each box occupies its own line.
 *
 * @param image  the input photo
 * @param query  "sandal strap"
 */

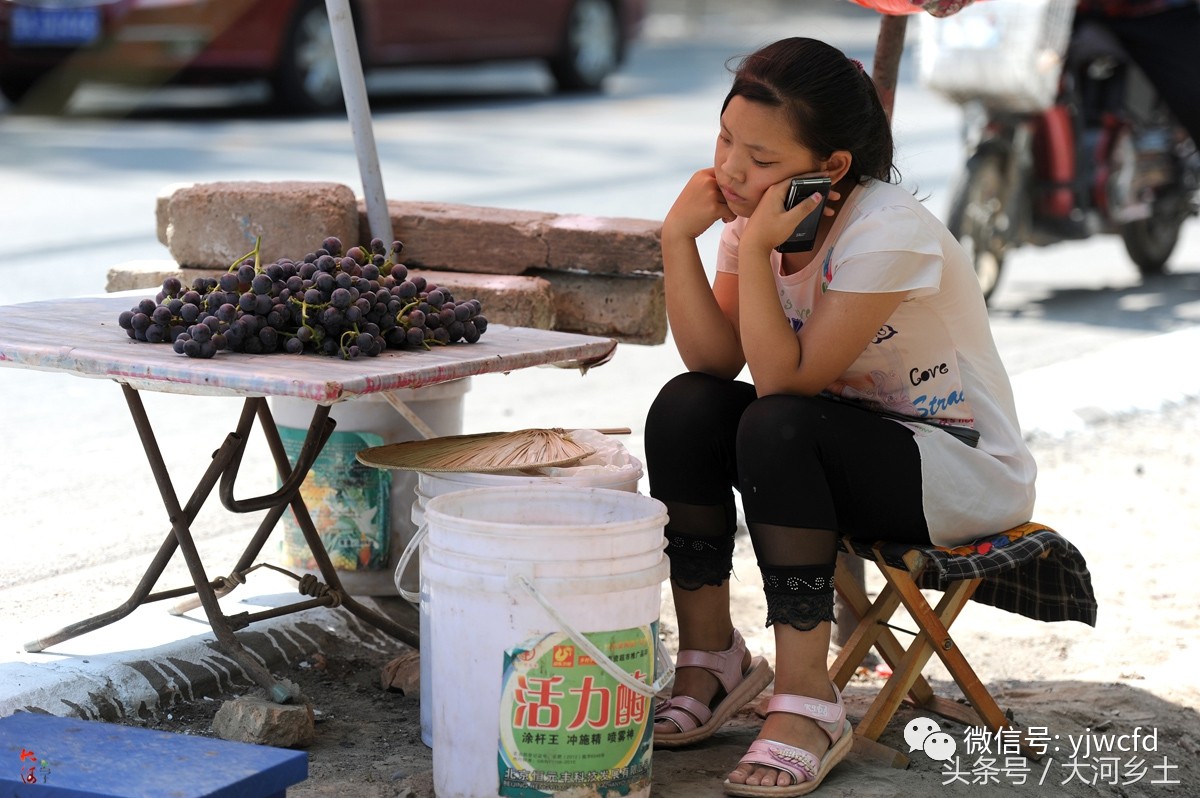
xmin=735 ymin=739 xmax=818 ymax=785
xmin=764 ymin=685 xmax=847 ymax=743
xmin=653 ymin=695 xmax=713 ymax=732
xmin=674 ymin=628 xmax=749 ymax=694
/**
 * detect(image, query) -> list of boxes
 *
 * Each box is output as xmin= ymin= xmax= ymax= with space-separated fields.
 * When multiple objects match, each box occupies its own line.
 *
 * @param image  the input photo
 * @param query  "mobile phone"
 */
xmin=777 ymin=176 xmax=832 ymax=253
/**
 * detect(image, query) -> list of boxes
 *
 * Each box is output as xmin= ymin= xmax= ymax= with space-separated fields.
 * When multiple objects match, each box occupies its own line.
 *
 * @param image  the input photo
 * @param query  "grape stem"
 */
xmin=226 ymin=236 xmax=263 ymax=274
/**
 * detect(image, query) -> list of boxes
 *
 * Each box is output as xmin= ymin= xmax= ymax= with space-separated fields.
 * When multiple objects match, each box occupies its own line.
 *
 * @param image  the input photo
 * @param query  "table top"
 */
xmin=0 ymin=293 xmax=618 ymax=403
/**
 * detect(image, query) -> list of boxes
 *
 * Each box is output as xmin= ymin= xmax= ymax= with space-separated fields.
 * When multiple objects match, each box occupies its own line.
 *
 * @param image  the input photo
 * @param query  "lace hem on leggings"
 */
xmin=764 ymin=591 xmax=836 ymax=631
xmin=665 ymin=532 xmax=734 ymax=591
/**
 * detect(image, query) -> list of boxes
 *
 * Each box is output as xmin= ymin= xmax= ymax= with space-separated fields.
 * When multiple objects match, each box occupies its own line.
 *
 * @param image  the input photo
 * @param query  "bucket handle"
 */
xmin=511 ymin=573 xmax=674 ymax=699
xmin=394 ymin=522 xmax=427 ymax=604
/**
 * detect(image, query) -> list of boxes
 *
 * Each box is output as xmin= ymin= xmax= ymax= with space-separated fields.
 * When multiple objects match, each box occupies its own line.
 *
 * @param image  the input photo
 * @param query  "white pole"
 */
xmin=324 ymin=0 xmax=394 ymax=245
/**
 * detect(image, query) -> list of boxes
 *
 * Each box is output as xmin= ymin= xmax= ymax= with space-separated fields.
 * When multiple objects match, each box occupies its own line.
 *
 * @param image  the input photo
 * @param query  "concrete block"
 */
xmin=163 ymin=181 xmax=359 ymax=269
xmin=106 ymin=259 xmax=187 ymax=293
xmin=413 ymin=270 xmax=555 ymax=330
xmin=369 ymin=200 xmax=552 ymax=275
xmin=212 ymin=694 xmax=316 ymax=749
xmin=537 ymin=271 xmax=666 ymax=345
xmin=156 ymin=181 xmax=195 ymax=246
xmin=541 ymin=213 xmax=663 ymax=276
xmin=360 ymin=201 xmax=664 ymax=277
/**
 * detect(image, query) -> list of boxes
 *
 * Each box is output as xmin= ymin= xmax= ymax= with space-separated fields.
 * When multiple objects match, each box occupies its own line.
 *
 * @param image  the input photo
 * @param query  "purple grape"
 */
xmin=462 ymin=320 xmax=480 ymax=343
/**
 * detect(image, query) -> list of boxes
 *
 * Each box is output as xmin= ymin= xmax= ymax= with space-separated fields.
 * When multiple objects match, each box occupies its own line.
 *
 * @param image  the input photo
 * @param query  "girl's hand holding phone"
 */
xmin=744 ymin=174 xmax=840 ymax=255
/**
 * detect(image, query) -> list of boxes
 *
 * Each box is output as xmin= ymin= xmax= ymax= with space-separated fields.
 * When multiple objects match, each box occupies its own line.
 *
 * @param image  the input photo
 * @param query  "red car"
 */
xmin=0 ymin=0 xmax=646 ymax=112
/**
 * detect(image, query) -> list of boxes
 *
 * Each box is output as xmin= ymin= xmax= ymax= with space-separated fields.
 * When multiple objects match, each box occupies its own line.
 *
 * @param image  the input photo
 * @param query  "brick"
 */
xmin=414 ymin=270 xmax=555 ymax=330
xmin=360 ymin=201 xmax=664 ymax=277
xmin=163 ymin=181 xmax=359 ymax=269
xmin=366 ymin=200 xmax=552 ymax=275
xmin=156 ymin=181 xmax=195 ymax=246
xmin=106 ymin=259 xmax=189 ymax=293
xmin=537 ymin=271 xmax=666 ymax=345
xmin=211 ymin=694 xmax=316 ymax=748
xmin=541 ymin=214 xmax=663 ymax=276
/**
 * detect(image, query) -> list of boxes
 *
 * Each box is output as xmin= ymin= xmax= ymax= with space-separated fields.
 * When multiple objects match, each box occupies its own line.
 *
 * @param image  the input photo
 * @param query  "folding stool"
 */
xmin=829 ymin=522 xmax=1098 ymax=762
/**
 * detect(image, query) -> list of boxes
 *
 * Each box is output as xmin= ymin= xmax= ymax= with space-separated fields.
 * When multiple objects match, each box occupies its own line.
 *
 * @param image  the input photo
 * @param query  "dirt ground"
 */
xmin=105 ymin=399 xmax=1200 ymax=797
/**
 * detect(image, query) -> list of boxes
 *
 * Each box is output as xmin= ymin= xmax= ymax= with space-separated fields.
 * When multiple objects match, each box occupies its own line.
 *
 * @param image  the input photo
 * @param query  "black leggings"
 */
xmin=644 ymin=371 xmax=931 ymax=630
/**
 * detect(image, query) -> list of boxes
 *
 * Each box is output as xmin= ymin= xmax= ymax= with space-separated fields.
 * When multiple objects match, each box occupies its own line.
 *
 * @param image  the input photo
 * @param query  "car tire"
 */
xmin=1 ymin=70 xmax=77 ymax=113
xmin=549 ymin=0 xmax=621 ymax=93
xmin=272 ymin=0 xmax=346 ymax=113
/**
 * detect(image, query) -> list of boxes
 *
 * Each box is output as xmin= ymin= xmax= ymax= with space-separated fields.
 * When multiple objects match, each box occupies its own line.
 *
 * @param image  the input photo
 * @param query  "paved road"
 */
xmin=1 ymin=0 xmax=1199 ymax=724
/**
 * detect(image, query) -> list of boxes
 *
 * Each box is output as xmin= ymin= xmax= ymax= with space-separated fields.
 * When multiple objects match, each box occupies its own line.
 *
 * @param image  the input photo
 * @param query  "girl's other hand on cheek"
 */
xmin=663 ymin=168 xmax=737 ymax=241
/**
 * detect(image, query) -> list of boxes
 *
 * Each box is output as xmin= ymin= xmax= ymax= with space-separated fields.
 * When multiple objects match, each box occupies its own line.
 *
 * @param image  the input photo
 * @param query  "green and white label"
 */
xmin=498 ymin=624 xmax=656 ymax=797
xmin=278 ymin=427 xmax=389 ymax=572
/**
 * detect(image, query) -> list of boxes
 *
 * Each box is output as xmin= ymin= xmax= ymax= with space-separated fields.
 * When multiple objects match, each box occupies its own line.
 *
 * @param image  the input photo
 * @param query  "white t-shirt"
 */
xmin=716 ymin=178 xmax=1036 ymax=546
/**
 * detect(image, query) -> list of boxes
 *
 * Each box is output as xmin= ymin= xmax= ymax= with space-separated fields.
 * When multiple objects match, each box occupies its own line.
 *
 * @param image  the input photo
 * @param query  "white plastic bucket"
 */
xmin=396 ymin=434 xmax=644 ymax=748
xmin=270 ymin=379 xmax=469 ymax=596
xmin=423 ymin=486 xmax=670 ymax=798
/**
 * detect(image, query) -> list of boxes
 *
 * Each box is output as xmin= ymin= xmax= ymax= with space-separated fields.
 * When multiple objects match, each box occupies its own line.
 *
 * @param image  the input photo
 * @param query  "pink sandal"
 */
xmin=653 ymin=628 xmax=774 ymax=748
xmin=723 ymin=685 xmax=853 ymax=796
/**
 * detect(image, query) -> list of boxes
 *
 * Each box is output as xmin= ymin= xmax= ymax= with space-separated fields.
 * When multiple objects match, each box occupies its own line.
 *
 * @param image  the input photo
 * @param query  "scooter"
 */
xmin=943 ymin=15 xmax=1200 ymax=302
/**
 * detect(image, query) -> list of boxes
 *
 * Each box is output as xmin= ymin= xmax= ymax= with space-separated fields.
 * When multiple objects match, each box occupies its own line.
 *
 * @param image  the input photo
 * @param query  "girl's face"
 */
xmin=714 ymin=95 xmax=825 ymax=217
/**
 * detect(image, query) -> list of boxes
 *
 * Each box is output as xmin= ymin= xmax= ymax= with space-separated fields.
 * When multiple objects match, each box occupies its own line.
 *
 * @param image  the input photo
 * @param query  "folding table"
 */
xmin=0 ymin=292 xmax=617 ymax=702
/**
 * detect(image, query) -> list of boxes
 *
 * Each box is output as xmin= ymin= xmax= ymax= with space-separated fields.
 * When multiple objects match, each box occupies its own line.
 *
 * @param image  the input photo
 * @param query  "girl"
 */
xmin=645 ymin=37 xmax=1036 ymax=796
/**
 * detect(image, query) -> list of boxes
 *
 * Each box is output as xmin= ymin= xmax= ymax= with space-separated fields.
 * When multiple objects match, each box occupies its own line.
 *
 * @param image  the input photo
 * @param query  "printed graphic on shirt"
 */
xmin=872 ymin=324 xmax=898 ymax=344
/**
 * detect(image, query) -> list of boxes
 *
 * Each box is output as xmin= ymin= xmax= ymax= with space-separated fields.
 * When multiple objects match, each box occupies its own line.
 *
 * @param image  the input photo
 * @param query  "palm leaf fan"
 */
xmin=355 ymin=427 xmax=601 ymax=473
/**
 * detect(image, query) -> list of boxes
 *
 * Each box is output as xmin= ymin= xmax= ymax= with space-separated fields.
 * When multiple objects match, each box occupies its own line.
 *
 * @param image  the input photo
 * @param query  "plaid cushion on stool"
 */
xmin=839 ymin=522 xmax=1097 ymax=626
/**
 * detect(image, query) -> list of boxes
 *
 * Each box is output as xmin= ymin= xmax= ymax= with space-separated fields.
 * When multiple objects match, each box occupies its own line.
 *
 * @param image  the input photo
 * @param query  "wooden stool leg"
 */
xmin=831 ymin=558 xmax=935 ymax=707
xmin=855 ymin=565 xmax=978 ymax=741
xmin=884 ymin=567 xmax=1017 ymax=736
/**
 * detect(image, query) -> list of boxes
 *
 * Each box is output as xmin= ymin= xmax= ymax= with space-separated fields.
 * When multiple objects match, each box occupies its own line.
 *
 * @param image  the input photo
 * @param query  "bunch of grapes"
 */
xmin=117 ymin=236 xmax=489 ymax=359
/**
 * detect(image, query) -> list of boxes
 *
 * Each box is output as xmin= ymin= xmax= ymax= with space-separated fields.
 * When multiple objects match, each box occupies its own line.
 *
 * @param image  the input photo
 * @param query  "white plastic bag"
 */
xmin=918 ymin=0 xmax=1075 ymax=112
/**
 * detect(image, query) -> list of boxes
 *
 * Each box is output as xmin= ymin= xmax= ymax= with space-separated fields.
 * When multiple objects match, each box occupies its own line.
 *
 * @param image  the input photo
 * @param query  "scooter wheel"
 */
xmin=947 ymin=149 xmax=1011 ymax=304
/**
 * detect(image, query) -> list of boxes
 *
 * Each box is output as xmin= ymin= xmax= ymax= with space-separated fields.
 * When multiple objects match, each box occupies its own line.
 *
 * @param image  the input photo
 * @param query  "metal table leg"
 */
xmin=26 ymin=383 xmax=418 ymax=702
